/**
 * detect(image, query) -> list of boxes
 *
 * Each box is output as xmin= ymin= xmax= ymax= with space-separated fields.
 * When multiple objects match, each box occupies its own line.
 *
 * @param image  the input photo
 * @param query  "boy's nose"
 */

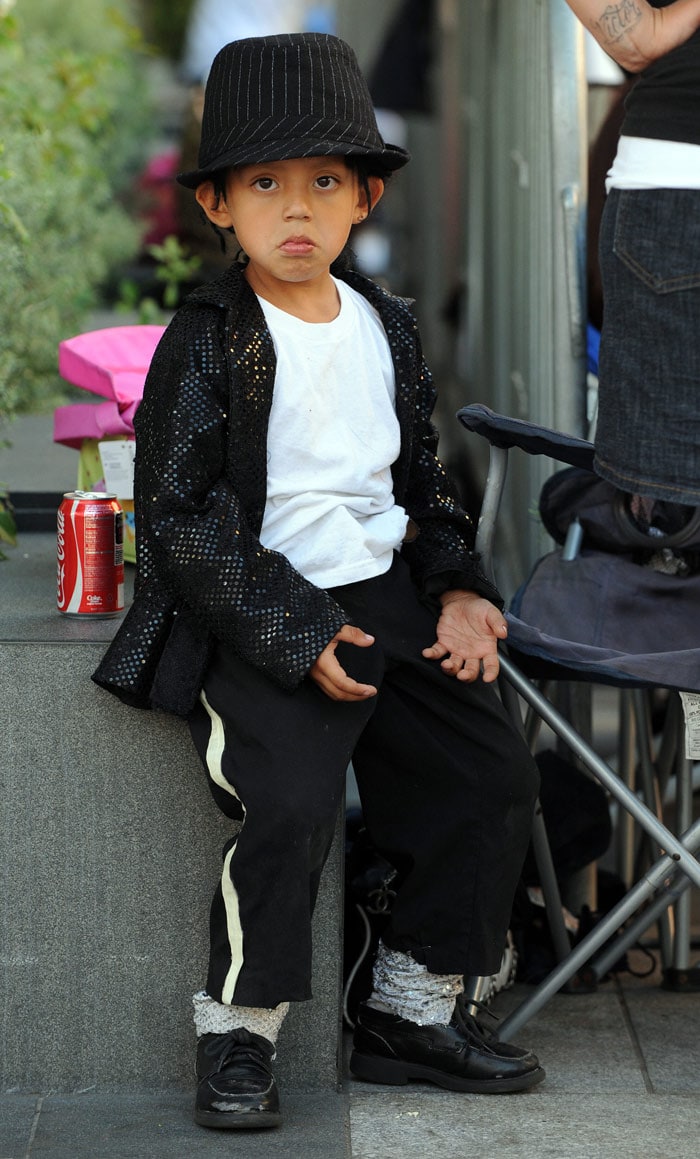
xmin=284 ymin=205 xmax=311 ymax=220
xmin=283 ymin=191 xmax=311 ymax=219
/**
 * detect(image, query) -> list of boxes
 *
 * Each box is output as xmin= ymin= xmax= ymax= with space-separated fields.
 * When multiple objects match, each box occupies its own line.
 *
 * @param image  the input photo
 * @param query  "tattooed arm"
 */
xmin=565 ymin=0 xmax=700 ymax=70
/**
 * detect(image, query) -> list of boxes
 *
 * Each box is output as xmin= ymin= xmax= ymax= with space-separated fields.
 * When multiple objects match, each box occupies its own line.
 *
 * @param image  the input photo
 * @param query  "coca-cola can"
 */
xmin=57 ymin=491 xmax=124 ymax=617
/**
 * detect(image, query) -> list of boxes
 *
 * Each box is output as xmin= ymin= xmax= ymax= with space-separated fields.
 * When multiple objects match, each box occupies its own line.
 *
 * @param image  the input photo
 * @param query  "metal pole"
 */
xmin=499 ymin=655 xmax=700 ymax=889
xmin=499 ymin=818 xmax=700 ymax=1039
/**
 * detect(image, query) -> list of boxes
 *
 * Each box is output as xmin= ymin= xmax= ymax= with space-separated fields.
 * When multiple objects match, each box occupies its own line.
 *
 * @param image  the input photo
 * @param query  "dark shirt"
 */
xmin=623 ymin=2 xmax=700 ymax=145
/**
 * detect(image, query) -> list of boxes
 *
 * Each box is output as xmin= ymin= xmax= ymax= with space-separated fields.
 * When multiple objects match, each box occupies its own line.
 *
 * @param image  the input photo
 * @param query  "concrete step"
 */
xmin=1 ymin=534 xmax=344 ymax=1095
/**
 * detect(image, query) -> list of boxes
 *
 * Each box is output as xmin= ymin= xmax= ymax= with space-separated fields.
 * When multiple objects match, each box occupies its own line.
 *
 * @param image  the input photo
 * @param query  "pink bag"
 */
xmin=53 ymin=325 xmax=165 ymax=448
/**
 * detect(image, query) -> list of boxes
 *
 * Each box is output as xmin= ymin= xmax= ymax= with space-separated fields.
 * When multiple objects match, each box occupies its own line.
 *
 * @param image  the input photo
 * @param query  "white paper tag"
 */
xmin=679 ymin=691 xmax=700 ymax=760
xmin=98 ymin=440 xmax=135 ymax=500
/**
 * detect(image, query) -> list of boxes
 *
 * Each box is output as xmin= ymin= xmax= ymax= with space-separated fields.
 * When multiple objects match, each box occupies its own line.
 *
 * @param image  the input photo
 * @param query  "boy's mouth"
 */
xmin=279 ymin=236 xmax=316 ymax=255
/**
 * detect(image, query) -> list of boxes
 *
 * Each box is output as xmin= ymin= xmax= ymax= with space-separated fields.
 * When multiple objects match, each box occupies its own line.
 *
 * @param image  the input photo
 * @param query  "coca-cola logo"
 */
xmin=57 ymin=507 xmax=66 ymax=608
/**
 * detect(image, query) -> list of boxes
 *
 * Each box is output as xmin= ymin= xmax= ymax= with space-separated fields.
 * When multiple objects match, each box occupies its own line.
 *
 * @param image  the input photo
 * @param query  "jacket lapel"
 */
xmin=226 ymin=300 xmax=277 ymax=532
xmin=191 ymin=265 xmax=277 ymax=533
xmin=192 ymin=264 xmax=417 ymax=525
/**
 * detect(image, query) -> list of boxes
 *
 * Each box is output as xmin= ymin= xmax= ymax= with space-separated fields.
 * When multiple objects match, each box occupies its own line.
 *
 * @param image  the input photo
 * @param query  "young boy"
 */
xmin=94 ymin=33 xmax=544 ymax=1130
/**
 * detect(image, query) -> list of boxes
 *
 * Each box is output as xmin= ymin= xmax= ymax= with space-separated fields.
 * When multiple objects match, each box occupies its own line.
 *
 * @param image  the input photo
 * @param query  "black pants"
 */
xmin=188 ymin=554 xmax=539 ymax=1008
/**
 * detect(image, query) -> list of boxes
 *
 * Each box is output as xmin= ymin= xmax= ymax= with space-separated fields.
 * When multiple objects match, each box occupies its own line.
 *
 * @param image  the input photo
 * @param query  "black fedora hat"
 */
xmin=176 ymin=33 xmax=410 ymax=188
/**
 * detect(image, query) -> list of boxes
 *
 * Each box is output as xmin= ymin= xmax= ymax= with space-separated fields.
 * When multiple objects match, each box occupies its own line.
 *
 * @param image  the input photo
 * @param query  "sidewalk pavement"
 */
xmin=3 ymin=956 xmax=699 ymax=1159
xmin=2 ymin=413 xmax=699 ymax=1158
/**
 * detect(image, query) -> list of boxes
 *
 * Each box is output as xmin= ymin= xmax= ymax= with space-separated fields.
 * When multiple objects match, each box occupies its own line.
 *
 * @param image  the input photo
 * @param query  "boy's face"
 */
xmin=196 ymin=156 xmax=383 ymax=304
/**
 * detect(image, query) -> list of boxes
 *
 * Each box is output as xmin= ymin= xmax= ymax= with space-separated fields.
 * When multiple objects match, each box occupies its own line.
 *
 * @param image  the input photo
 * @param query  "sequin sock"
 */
xmin=192 ymin=991 xmax=289 ymax=1043
xmin=367 ymin=942 xmax=464 ymax=1026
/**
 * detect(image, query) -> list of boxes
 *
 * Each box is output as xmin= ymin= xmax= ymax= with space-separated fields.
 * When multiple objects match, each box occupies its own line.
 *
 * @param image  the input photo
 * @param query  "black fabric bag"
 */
xmin=539 ymin=467 xmax=700 ymax=561
xmin=508 ymin=468 xmax=700 ymax=692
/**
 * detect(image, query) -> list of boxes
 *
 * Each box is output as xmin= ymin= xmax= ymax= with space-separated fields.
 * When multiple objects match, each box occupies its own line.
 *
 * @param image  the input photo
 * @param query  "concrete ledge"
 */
xmin=1 ymin=535 xmax=343 ymax=1093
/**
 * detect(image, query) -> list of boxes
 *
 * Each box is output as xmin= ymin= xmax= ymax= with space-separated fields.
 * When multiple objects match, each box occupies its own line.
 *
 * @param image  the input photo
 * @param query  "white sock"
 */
xmin=192 ymin=990 xmax=289 ymax=1043
xmin=367 ymin=942 xmax=464 ymax=1026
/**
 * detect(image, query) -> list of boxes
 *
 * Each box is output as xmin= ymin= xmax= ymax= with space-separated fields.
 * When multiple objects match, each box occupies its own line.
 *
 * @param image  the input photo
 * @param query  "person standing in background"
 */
xmin=181 ymin=0 xmax=314 ymax=84
xmin=565 ymin=0 xmax=700 ymax=510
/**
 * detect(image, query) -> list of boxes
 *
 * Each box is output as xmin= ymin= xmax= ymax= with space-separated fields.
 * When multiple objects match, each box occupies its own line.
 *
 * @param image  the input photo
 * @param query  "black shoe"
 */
xmin=195 ymin=1028 xmax=281 ymax=1129
xmin=350 ymin=1001 xmax=545 ymax=1094
xmin=452 ymin=994 xmax=535 ymax=1061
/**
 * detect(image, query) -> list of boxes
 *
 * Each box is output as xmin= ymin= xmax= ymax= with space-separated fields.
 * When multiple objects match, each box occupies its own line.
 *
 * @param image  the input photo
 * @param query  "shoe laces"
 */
xmin=212 ymin=1029 xmax=274 ymax=1077
xmin=451 ymin=995 xmax=504 ymax=1052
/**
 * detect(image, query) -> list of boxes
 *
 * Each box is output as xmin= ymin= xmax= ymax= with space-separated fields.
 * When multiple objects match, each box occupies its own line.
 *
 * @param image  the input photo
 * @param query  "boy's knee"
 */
xmin=255 ymin=794 xmax=340 ymax=851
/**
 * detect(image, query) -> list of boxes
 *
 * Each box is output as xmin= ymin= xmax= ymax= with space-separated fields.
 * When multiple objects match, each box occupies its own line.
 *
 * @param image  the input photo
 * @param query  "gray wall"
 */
xmin=1 ymin=537 xmax=343 ymax=1094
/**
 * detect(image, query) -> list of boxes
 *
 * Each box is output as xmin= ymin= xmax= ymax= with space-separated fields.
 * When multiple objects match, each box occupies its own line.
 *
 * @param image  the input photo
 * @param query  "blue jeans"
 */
xmin=596 ymin=187 xmax=700 ymax=506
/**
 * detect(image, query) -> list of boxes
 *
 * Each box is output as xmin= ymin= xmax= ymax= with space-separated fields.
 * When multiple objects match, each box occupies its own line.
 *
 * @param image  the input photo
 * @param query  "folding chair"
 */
xmin=457 ymin=403 xmax=700 ymax=1038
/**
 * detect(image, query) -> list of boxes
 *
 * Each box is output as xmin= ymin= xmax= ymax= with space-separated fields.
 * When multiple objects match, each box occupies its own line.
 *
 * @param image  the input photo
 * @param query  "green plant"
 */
xmin=116 ymin=234 xmax=202 ymax=322
xmin=149 ymin=235 xmax=203 ymax=310
xmin=138 ymin=0 xmax=192 ymax=62
xmin=0 ymin=0 xmax=155 ymax=424
xmin=0 ymin=484 xmax=16 ymax=559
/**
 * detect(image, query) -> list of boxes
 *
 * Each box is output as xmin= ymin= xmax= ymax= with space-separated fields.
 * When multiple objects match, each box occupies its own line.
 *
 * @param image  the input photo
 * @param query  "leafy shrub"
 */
xmin=0 ymin=0 xmax=154 ymax=424
xmin=0 ymin=485 xmax=16 ymax=559
xmin=139 ymin=0 xmax=192 ymax=63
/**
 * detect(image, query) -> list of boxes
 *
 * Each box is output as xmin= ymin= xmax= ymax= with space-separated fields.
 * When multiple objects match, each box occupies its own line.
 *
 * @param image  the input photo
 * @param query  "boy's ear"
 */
xmin=195 ymin=180 xmax=234 ymax=228
xmin=367 ymin=176 xmax=384 ymax=214
xmin=356 ymin=176 xmax=384 ymax=221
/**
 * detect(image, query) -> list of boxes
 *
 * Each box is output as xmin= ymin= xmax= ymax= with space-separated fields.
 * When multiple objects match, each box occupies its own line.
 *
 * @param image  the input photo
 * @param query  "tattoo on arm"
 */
xmin=595 ymin=0 xmax=643 ymax=45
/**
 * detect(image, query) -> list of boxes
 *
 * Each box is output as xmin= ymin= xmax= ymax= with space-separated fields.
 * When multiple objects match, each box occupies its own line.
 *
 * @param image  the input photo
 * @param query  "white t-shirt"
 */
xmin=607 ymin=136 xmax=700 ymax=191
xmin=257 ymin=278 xmax=409 ymax=589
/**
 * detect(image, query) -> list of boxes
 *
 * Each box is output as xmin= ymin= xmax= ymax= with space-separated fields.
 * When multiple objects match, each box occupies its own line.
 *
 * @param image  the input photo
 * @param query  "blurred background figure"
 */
xmin=181 ymin=0 xmax=325 ymax=85
xmin=567 ymin=0 xmax=700 ymax=518
xmin=350 ymin=0 xmax=435 ymax=286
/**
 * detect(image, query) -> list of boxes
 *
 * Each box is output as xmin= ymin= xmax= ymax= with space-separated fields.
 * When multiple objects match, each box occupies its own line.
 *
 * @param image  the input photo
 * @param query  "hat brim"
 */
xmin=176 ymin=138 xmax=410 ymax=189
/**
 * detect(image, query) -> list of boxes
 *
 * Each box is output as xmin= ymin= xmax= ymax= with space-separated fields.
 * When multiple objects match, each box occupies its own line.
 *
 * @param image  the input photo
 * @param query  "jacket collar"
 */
xmin=186 ymin=261 xmax=418 ymax=509
xmin=184 ymin=257 xmax=416 ymax=322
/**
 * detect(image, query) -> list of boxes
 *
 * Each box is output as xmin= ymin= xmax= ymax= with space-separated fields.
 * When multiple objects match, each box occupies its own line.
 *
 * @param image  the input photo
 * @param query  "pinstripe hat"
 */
xmin=176 ymin=33 xmax=410 ymax=188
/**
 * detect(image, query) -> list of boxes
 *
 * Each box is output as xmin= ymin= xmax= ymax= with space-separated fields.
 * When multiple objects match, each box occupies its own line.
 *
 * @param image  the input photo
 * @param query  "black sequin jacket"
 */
xmin=92 ymin=262 xmax=502 ymax=716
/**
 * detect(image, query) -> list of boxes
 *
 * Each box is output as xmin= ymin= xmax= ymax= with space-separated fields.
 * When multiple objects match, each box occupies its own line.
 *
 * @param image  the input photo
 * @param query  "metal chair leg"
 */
xmin=498 ymin=670 xmax=571 ymax=963
xmin=498 ymin=818 xmax=700 ymax=1039
xmin=499 ymin=654 xmax=700 ymax=889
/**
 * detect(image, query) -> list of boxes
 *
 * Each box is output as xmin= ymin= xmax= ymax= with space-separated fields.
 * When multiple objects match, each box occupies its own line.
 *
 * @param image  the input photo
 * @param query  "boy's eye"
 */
xmin=315 ymin=175 xmax=340 ymax=190
xmin=253 ymin=177 xmax=277 ymax=191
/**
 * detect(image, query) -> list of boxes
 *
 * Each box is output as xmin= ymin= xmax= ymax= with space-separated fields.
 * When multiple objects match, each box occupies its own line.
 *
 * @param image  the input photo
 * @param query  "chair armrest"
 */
xmin=457 ymin=403 xmax=594 ymax=470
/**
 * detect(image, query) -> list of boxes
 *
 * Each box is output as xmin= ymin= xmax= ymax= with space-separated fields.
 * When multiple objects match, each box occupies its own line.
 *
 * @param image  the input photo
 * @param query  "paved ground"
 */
xmin=347 ymin=957 xmax=700 ymax=1159
xmin=3 ymin=955 xmax=699 ymax=1159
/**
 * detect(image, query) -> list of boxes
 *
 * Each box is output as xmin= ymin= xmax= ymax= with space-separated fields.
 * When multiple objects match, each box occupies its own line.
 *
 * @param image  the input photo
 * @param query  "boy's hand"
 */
xmin=422 ymin=589 xmax=507 ymax=683
xmin=310 ymin=625 xmax=378 ymax=701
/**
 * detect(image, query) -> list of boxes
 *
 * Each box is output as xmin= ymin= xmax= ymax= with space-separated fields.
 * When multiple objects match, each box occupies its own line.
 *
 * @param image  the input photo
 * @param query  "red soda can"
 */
xmin=57 ymin=491 xmax=124 ymax=617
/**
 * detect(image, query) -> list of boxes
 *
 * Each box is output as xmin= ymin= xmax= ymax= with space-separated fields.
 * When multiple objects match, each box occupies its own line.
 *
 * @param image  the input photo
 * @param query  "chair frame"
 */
xmin=458 ymin=404 xmax=700 ymax=1038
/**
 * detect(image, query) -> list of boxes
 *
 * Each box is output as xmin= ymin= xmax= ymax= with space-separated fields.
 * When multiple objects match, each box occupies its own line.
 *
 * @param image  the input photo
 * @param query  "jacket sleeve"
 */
xmin=400 ymin=341 xmax=504 ymax=610
xmin=134 ymin=306 xmax=348 ymax=690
